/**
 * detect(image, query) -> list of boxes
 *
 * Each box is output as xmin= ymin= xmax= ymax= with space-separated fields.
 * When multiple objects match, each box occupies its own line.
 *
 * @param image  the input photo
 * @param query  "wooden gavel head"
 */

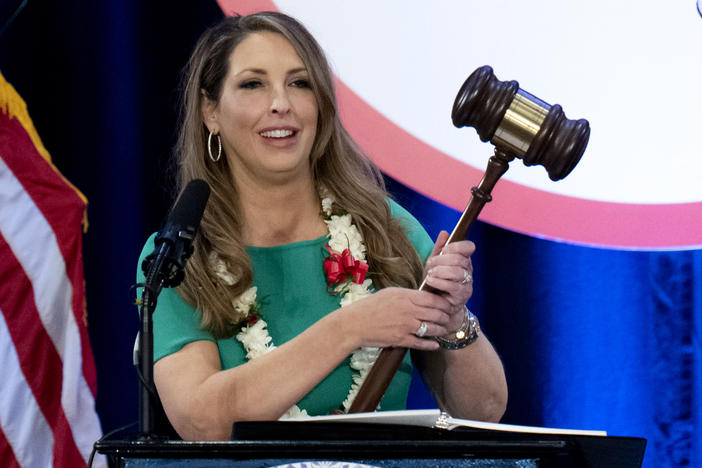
xmin=452 ymin=65 xmax=590 ymax=181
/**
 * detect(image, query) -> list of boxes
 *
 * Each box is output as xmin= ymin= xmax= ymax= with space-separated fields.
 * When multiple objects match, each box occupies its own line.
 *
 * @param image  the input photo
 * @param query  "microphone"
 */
xmin=142 ymin=179 xmax=210 ymax=291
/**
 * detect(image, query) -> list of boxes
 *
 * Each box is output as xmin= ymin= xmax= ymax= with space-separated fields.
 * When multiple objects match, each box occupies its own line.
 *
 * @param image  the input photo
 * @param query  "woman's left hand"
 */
xmin=415 ymin=232 xmax=507 ymax=422
xmin=422 ymin=230 xmax=475 ymax=332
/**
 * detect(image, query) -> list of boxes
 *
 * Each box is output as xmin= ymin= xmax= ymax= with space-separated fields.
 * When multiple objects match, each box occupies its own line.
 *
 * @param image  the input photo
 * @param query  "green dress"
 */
xmin=137 ymin=199 xmax=434 ymax=416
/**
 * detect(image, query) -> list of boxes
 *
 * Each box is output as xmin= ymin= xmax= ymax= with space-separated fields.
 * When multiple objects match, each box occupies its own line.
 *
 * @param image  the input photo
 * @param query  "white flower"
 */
xmin=342 ymin=346 xmax=380 ymax=412
xmin=321 ymin=196 xmax=334 ymax=217
xmin=342 ymin=366 xmax=370 ymax=412
xmin=233 ymin=286 xmax=257 ymax=316
xmin=209 ymin=252 xmax=236 ymax=285
xmin=338 ymin=280 xmax=373 ymax=307
xmin=325 ymin=214 xmax=351 ymax=246
xmin=236 ymin=318 xmax=275 ymax=360
xmin=349 ymin=347 xmax=381 ymax=371
xmin=280 ymin=405 xmax=309 ymax=420
xmin=325 ymin=214 xmax=366 ymax=261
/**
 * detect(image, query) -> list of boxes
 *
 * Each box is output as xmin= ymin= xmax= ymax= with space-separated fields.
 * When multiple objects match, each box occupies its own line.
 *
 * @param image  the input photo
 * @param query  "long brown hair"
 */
xmin=175 ymin=12 xmax=425 ymax=338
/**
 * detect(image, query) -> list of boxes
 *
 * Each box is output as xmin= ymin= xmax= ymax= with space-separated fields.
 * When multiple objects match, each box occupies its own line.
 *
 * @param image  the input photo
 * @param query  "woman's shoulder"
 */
xmin=386 ymin=197 xmax=411 ymax=218
xmin=136 ymin=232 xmax=215 ymax=362
xmin=386 ymin=197 xmax=424 ymax=232
xmin=385 ymin=197 xmax=434 ymax=261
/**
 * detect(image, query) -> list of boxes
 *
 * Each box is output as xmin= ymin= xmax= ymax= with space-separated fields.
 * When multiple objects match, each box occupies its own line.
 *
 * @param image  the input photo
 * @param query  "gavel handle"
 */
xmin=348 ymin=148 xmax=514 ymax=413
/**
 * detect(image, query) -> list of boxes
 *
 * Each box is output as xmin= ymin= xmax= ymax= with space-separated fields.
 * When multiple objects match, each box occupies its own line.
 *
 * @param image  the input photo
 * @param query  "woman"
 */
xmin=138 ymin=11 xmax=507 ymax=441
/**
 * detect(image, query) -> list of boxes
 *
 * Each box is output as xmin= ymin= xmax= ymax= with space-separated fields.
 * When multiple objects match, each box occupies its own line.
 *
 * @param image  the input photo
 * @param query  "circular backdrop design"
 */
xmin=219 ymin=0 xmax=702 ymax=250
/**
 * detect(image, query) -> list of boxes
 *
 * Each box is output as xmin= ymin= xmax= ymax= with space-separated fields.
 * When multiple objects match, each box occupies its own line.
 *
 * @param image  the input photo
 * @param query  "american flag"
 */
xmin=0 ymin=73 xmax=104 ymax=467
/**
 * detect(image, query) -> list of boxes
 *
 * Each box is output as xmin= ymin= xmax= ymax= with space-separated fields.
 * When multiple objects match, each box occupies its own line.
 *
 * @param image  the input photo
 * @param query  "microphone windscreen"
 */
xmin=167 ymin=179 xmax=211 ymax=229
xmin=143 ymin=179 xmax=211 ymax=287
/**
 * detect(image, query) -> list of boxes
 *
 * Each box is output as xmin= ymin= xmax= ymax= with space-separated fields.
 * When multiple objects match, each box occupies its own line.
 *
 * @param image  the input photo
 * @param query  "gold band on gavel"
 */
xmin=491 ymin=90 xmax=550 ymax=157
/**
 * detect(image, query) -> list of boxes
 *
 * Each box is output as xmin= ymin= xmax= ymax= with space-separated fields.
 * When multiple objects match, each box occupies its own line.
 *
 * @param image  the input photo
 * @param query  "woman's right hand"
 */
xmin=338 ymin=287 xmax=452 ymax=351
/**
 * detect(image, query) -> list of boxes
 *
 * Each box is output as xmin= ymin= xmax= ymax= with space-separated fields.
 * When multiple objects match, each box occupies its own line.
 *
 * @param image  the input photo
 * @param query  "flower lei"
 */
xmin=209 ymin=193 xmax=379 ymax=419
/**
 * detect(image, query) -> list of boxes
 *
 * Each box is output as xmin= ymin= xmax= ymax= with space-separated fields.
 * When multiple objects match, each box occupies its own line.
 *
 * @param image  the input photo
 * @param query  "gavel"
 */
xmin=348 ymin=65 xmax=590 ymax=413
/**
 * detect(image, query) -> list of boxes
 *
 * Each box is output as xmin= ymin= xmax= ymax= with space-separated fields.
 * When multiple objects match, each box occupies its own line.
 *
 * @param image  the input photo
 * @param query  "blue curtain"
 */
xmin=2 ymin=2 xmax=700 ymax=466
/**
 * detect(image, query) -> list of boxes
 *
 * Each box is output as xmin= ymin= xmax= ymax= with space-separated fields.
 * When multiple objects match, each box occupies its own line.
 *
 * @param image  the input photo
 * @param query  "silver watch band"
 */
xmin=435 ymin=306 xmax=480 ymax=350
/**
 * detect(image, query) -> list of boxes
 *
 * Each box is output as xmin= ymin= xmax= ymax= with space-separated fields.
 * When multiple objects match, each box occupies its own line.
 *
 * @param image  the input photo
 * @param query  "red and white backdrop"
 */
xmin=223 ymin=0 xmax=702 ymax=250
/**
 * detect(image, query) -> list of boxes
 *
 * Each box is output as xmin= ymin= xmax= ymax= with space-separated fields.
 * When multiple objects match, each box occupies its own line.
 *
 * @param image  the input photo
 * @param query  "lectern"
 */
xmin=95 ymin=420 xmax=645 ymax=468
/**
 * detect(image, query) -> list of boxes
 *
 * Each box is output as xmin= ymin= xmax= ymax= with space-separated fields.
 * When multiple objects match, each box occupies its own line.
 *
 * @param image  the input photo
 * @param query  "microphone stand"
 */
xmin=134 ymin=178 xmax=210 ymax=439
xmin=137 ymin=248 xmax=168 ymax=440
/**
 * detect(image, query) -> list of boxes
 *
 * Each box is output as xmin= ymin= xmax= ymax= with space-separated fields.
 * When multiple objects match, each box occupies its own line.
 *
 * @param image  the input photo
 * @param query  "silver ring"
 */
xmin=461 ymin=270 xmax=473 ymax=284
xmin=415 ymin=321 xmax=428 ymax=338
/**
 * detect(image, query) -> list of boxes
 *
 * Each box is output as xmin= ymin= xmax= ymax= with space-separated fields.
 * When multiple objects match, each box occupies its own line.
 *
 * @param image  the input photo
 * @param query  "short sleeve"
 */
xmin=387 ymin=198 xmax=434 ymax=263
xmin=137 ymin=233 xmax=215 ymax=363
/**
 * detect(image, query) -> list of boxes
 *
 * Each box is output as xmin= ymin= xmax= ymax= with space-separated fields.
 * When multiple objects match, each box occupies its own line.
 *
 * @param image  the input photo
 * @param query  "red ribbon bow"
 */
xmin=323 ymin=245 xmax=369 ymax=290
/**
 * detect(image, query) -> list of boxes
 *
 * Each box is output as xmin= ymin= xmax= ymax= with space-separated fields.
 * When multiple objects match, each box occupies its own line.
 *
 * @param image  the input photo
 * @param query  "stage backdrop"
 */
xmin=222 ymin=0 xmax=702 ymax=251
xmin=0 ymin=1 xmax=700 ymax=468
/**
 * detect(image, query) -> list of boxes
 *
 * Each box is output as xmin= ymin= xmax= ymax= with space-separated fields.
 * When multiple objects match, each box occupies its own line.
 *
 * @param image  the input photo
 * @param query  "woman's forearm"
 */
xmin=413 ymin=334 xmax=508 ymax=422
xmin=155 ymin=309 xmax=358 ymax=440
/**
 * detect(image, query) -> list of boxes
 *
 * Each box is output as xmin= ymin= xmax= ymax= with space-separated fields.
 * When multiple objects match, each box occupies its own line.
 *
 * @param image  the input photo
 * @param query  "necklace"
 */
xmin=210 ymin=193 xmax=379 ymax=419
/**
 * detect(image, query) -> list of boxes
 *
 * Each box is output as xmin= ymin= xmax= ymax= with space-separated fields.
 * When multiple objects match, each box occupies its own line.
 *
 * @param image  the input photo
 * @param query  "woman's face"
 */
xmin=204 ymin=32 xmax=319 ymax=186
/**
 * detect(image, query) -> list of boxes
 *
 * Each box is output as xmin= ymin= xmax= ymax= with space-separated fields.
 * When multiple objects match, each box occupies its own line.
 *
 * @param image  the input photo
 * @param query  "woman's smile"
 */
xmin=257 ymin=126 xmax=300 ymax=148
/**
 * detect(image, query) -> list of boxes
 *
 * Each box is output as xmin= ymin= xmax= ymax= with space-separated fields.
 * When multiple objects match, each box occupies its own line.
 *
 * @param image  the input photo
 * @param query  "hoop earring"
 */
xmin=208 ymin=131 xmax=222 ymax=162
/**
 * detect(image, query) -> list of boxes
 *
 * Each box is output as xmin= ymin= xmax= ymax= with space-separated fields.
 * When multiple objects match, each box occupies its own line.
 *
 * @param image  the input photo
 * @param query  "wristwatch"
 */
xmin=436 ymin=306 xmax=480 ymax=350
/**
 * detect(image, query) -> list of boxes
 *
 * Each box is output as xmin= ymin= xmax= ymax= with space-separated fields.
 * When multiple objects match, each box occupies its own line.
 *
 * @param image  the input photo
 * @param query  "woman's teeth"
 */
xmin=260 ymin=129 xmax=294 ymax=138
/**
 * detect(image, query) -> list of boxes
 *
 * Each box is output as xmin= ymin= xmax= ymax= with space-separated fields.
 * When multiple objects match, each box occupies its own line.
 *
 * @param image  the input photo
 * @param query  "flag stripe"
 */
xmin=0 ymin=236 xmax=85 ymax=467
xmin=0 ymin=428 xmax=21 ymax=468
xmin=0 ymin=113 xmax=96 ymax=394
xmin=0 ymin=126 xmax=103 ymax=463
xmin=0 ymin=428 xmax=22 ymax=468
xmin=0 ymin=311 xmax=54 ymax=468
